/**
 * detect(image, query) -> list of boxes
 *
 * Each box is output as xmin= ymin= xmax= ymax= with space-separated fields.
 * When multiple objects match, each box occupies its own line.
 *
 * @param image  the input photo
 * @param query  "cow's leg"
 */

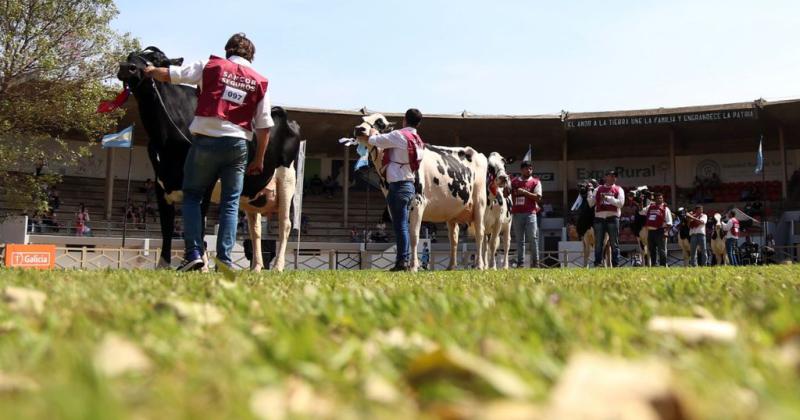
xmin=501 ymin=220 xmax=511 ymax=270
xmin=199 ymin=186 xmax=214 ymax=272
xmin=272 ymin=165 xmax=296 ymax=272
xmin=408 ymin=205 xmax=423 ymax=272
xmin=247 ymin=211 xmax=263 ymax=272
xmin=154 ymin=185 xmax=174 ymax=268
xmin=447 ymin=220 xmax=460 ymax=270
xmin=473 ymin=204 xmax=487 ymax=271
xmin=487 ymin=226 xmax=501 ymax=270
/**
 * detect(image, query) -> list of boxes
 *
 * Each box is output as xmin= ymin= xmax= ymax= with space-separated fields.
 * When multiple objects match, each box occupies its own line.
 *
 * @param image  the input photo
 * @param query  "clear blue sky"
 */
xmin=112 ymin=0 xmax=800 ymax=115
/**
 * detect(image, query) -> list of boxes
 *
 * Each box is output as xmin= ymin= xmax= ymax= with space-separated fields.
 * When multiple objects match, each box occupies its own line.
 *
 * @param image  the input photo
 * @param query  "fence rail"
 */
xmin=1 ymin=243 xmax=797 ymax=270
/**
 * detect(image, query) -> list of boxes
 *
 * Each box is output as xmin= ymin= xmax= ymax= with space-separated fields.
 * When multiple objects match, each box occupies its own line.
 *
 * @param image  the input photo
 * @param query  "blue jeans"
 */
xmin=647 ymin=229 xmax=667 ymax=267
xmin=690 ymin=234 xmax=707 ymax=266
xmin=725 ymin=238 xmax=739 ymax=266
xmin=387 ymin=181 xmax=414 ymax=265
xmin=182 ymin=135 xmax=247 ymax=266
xmin=512 ymin=212 xmax=539 ymax=267
xmin=593 ymin=217 xmax=620 ymax=267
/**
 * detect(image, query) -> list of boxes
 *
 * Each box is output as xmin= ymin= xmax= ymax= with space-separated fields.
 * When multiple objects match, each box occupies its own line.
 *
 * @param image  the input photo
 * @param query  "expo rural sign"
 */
xmin=4 ymin=244 xmax=56 ymax=269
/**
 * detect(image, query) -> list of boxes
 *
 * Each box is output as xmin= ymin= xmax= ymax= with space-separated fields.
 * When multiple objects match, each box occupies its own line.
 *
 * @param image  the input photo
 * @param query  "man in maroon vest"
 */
xmin=587 ymin=170 xmax=625 ymax=267
xmin=723 ymin=210 xmax=740 ymax=266
xmin=641 ymin=192 xmax=673 ymax=266
xmin=144 ymin=33 xmax=272 ymax=271
xmin=510 ymin=161 xmax=542 ymax=268
xmin=362 ymin=109 xmax=425 ymax=272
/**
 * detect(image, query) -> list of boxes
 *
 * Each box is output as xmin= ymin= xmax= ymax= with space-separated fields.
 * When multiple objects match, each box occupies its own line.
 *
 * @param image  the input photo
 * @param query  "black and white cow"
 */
xmin=354 ymin=114 xmax=488 ymax=271
xmin=482 ymin=152 xmax=512 ymax=270
xmin=574 ymin=179 xmax=610 ymax=267
xmin=629 ymin=186 xmax=653 ymax=267
xmin=117 ymin=47 xmax=209 ymax=268
xmin=117 ymin=47 xmax=300 ymax=271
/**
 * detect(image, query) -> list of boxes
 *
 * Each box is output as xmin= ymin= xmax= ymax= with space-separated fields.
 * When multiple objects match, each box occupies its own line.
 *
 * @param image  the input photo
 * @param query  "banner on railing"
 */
xmin=5 ymin=244 xmax=56 ymax=269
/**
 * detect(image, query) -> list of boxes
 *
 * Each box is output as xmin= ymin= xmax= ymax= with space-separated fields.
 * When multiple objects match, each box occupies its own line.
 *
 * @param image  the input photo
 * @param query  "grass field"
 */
xmin=1 ymin=265 xmax=799 ymax=419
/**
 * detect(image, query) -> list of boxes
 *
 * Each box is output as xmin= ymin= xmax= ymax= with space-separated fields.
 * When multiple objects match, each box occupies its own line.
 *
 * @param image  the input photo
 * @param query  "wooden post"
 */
xmin=104 ymin=148 xmax=115 ymax=220
xmin=562 ymin=132 xmax=569 ymax=211
xmin=343 ymin=145 xmax=349 ymax=229
xmin=669 ymin=130 xmax=677 ymax=206
xmin=779 ymin=126 xmax=788 ymax=200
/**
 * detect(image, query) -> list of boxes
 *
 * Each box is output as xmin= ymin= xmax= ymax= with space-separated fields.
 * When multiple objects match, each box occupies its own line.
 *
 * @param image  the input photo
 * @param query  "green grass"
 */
xmin=1 ymin=266 xmax=799 ymax=419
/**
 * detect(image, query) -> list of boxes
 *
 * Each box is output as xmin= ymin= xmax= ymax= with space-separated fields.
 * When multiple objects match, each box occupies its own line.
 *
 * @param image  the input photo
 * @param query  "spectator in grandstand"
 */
xmin=34 ymin=157 xmax=45 ymax=177
xmin=41 ymin=210 xmax=61 ymax=233
xmin=74 ymin=203 xmax=90 ymax=236
xmin=308 ymin=174 xmax=324 ymax=195
xmin=722 ymin=210 xmax=740 ymax=266
xmin=136 ymin=202 xmax=147 ymax=225
xmin=763 ymin=233 xmax=776 ymax=263
xmin=511 ymin=161 xmax=542 ymax=268
xmin=349 ymin=227 xmax=360 ymax=243
xmin=124 ymin=200 xmax=137 ymax=224
xmin=686 ymin=204 xmax=708 ymax=266
xmin=370 ymin=222 xmax=390 ymax=243
xmin=47 ymin=187 xmax=60 ymax=211
xmin=322 ymin=175 xmax=340 ymax=198
xmin=641 ymin=192 xmax=672 ymax=267
xmin=587 ymin=169 xmax=625 ymax=267
xmin=421 ymin=243 xmax=430 ymax=270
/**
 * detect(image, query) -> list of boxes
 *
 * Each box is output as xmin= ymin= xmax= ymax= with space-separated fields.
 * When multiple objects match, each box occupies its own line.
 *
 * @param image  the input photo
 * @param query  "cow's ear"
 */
xmin=168 ymin=57 xmax=184 ymax=66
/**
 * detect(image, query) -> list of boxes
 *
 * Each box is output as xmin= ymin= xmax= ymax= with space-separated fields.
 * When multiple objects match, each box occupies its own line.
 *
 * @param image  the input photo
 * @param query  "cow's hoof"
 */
xmin=251 ymin=265 xmax=263 ymax=273
xmin=156 ymin=257 xmax=171 ymax=269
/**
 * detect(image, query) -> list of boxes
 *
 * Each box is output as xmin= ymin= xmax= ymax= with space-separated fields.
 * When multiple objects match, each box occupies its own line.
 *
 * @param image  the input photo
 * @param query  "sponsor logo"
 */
xmin=696 ymin=160 xmax=721 ymax=179
xmin=5 ymin=244 xmax=55 ymax=269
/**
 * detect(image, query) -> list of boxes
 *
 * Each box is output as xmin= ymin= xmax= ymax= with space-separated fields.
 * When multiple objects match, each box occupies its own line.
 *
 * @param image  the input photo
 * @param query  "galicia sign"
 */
xmin=5 ymin=244 xmax=56 ymax=270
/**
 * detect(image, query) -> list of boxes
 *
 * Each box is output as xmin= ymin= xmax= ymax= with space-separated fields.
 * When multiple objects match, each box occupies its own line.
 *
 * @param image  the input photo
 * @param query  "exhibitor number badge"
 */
xmin=222 ymin=85 xmax=246 ymax=105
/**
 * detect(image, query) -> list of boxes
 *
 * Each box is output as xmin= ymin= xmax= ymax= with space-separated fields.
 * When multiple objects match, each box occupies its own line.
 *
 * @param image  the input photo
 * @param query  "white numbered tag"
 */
xmin=648 ymin=214 xmax=657 ymax=221
xmin=515 ymin=196 xmax=525 ymax=206
xmin=222 ymin=85 xmax=247 ymax=105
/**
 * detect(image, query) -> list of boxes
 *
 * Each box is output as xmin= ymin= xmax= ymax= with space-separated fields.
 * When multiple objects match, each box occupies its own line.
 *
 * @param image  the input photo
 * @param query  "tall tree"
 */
xmin=0 ymin=0 xmax=138 ymax=216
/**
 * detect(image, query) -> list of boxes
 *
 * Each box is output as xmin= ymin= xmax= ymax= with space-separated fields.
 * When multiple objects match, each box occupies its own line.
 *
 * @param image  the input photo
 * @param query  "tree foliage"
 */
xmin=0 ymin=0 xmax=138 ymax=216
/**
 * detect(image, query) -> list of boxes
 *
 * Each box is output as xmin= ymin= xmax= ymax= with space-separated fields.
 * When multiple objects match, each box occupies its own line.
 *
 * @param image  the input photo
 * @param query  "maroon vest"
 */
xmin=645 ymin=203 xmax=667 ymax=228
xmin=688 ymin=211 xmax=705 ymax=229
xmin=511 ymin=177 xmax=540 ymax=214
xmin=381 ymin=129 xmax=424 ymax=174
xmin=595 ymin=184 xmax=621 ymax=213
xmin=195 ymin=56 xmax=268 ymax=132
xmin=729 ymin=218 xmax=740 ymax=237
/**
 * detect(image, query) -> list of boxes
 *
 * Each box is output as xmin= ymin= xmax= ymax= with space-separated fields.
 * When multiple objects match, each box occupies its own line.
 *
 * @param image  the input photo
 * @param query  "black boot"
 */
xmin=389 ymin=262 xmax=408 ymax=272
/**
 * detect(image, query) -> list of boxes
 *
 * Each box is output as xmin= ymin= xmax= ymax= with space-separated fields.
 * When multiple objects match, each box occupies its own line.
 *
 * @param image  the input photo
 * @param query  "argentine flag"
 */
xmin=101 ymin=125 xmax=133 ymax=148
xmin=754 ymin=135 xmax=763 ymax=174
xmin=522 ymin=145 xmax=532 ymax=162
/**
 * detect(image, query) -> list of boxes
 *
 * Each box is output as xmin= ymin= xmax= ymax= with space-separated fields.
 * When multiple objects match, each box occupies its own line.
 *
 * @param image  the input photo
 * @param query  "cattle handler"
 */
xmin=359 ymin=109 xmax=425 ymax=272
xmin=145 ymin=33 xmax=273 ymax=271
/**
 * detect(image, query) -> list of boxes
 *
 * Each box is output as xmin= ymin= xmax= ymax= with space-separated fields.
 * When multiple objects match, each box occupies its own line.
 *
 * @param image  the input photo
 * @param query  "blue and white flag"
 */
xmin=101 ymin=125 xmax=133 ymax=148
xmin=354 ymin=144 xmax=370 ymax=171
xmin=522 ymin=145 xmax=532 ymax=162
xmin=754 ymin=135 xmax=763 ymax=174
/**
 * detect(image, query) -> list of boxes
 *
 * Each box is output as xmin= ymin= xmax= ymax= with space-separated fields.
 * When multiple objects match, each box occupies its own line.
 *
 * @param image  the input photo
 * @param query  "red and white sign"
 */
xmin=5 ymin=244 xmax=56 ymax=269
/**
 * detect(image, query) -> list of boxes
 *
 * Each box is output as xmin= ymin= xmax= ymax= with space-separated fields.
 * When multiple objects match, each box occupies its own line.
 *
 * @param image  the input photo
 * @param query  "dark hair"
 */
xmin=225 ymin=33 xmax=255 ymax=61
xmin=405 ymin=108 xmax=423 ymax=127
xmin=520 ymin=161 xmax=532 ymax=169
xmin=654 ymin=192 xmax=664 ymax=197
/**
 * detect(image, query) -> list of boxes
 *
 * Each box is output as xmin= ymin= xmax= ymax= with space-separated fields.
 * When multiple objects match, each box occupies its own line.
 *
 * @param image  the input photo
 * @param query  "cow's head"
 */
xmin=117 ymin=46 xmax=184 ymax=88
xmin=487 ymin=152 xmax=509 ymax=190
xmin=353 ymin=113 xmax=394 ymax=144
xmin=578 ymin=179 xmax=597 ymax=198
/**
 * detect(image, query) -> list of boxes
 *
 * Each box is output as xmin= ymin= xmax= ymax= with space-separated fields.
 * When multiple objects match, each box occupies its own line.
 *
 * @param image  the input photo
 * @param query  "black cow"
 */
xmin=117 ymin=46 xmax=211 ymax=268
xmin=117 ymin=47 xmax=300 ymax=271
xmin=629 ymin=186 xmax=653 ymax=266
xmin=673 ymin=207 xmax=691 ymax=266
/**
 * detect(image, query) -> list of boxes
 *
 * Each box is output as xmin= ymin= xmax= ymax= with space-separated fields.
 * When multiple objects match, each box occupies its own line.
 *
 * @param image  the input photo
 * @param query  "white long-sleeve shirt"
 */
xmin=689 ymin=213 xmax=708 ymax=235
xmin=587 ymin=185 xmax=625 ymax=218
xmin=368 ymin=127 xmax=419 ymax=183
xmin=168 ymin=55 xmax=274 ymax=139
xmin=722 ymin=218 xmax=739 ymax=240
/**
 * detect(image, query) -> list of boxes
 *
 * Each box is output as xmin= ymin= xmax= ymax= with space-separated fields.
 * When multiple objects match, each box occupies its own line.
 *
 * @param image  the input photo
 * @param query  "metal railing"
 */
xmin=1 ymin=243 xmax=797 ymax=271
